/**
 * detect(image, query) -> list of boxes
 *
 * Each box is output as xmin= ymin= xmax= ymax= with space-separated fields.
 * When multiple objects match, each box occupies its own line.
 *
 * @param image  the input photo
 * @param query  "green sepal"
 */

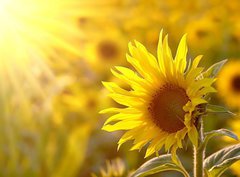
xmin=203 ymin=59 xmax=227 ymax=78
xmin=206 ymin=104 xmax=235 ymax=116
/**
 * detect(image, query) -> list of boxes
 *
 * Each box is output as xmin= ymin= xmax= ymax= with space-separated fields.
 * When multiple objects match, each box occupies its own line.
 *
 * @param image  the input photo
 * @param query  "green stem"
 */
xmin=194 ymin=119 xmax=205 ymax=177
xmin=181 ymin=168 xmax=191 ymax=177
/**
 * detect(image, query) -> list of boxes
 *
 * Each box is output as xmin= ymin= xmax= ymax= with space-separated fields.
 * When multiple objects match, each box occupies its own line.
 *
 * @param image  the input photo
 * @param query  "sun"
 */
xmin=0 ymin=0 xmax=82 ymax=60
xmin=101 ymin=30 xmax=216 ymax=157
xmin=0 ymin=0 xmax=83 ymax=117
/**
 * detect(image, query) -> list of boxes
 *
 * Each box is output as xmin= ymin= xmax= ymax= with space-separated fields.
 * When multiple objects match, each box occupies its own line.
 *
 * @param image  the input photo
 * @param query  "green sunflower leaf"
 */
xmin=206 ymin=104 xmax=235 ymax=116
xmin=204 ymin=144 xmax=240 ymax=177
xmin=132 ymin=154 xmax=189 ymax=177
xmin=202 ymin=129 xmax=238 ymax=148
xmin=203 ymin=59 xmax=227 ymax=78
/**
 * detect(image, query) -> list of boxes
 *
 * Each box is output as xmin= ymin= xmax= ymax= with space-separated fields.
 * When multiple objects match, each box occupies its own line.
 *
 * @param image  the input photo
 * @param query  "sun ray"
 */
xmin=0 ymin=0 xmax=86 ymax=118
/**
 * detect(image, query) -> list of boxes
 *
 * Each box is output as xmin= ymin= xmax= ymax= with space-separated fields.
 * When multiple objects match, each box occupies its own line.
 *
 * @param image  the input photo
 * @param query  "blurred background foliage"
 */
xmin=0 ymin=0 xmax=240 ymax=176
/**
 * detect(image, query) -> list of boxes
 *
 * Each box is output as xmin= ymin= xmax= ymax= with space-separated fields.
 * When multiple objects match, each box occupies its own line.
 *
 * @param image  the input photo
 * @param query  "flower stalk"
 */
xmin=194 ymin=118 xmax=205 ymax=177
xmin=182 ymin=168 xmax=191 ymax=177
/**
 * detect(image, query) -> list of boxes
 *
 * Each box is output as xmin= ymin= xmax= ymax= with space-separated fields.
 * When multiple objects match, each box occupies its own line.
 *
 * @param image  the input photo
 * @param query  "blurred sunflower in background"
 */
xmin=83 ymin=25 xmax=128 ymax=76
xmin=92 ymin=158 xmax=132 ymax=177
xmin=53 ymin=82 xmax=110 ymax=128
xmin=217 ymin=60 xmax=240 ymax=177
xmin=102 ymin=31 xmax=215 ymax=157
xmin=217 ymin=60 xmax=240 ymax=110
xmin=184 ymin=14 xmax=222 ymax=55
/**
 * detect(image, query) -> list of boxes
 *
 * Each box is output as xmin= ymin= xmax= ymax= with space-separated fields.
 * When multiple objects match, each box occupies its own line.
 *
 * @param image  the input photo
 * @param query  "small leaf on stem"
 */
xmin=206 ymin=104 xmax=235 ymax=116
xmin=202 ymin=129 xmax=238 ymax=149
xmin=204 ymin=144 xmax=240 ymax=177
xmin=132 ymin=154 xmax=189 ymax=177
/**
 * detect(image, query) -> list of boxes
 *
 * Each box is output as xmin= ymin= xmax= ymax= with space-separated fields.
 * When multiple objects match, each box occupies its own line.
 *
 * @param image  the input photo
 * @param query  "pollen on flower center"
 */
xmin=148 ymin=84 xmax=190 ymax=133
xmin=231 ymin=75 xmax=240 ymax=93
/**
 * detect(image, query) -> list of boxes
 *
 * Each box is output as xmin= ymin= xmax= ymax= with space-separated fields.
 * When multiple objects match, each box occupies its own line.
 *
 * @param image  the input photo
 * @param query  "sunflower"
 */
xmin=53 ymin=82 xmax=108 ymax=128
xmin=101 ymin=30 xmax=215 ymax=157
xmin=83 ymin=26 xmax=128 ymax=75
xmin=184 ymin=14 xmax=222 ymax=55
xmin=216 ymin=60 xmax=240 ymax=109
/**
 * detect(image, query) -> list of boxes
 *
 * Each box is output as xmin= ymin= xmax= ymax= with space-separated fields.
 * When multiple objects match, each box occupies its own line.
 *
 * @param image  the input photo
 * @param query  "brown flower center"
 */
xmin=148 ymin=84 xmax=189 ymax=133
xmin=231 ymin=75 xmax=240 ymax=93
xmin=97 ymin=40 xmax=119 ymax=60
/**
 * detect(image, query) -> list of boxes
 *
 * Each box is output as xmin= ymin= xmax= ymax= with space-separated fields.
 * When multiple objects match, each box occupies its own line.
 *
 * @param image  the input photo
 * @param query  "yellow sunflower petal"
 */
xmin=102 ymin=120 xmax=143 ymax=132
xmin=175 ymin=34 xmax=188 ymax=73
xmin=162 ymin=35 xmax=174 ymax=77
xmin=188 ymin=126 xmax=199 ymax=147
xmin=110 ymin=68 xmax=149 ymax=92
xmin=157 ymin=29 xmax=165 ymax=73
xmin=108 ymin=93 xmax=144 ymax=107
xmin=145 ymin=139 xmax=160 ymax=158
xmin=192 ymin=55 xmax=203 ymax=69
xmin=188 ymin=78 xmax=215 ymax=96
xmin=186 ymin=67 xmax=204 ymax=84
xmin=104 ymin=113 xmax=142 ymax=125
xmin=165 ymin=134 xmax=176 ymax=151
xmin=126 ymin=53 xmax=149 ymax=79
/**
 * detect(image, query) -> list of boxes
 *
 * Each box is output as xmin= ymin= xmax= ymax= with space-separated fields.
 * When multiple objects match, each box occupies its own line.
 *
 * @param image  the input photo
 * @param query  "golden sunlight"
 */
xmin=0 ymin=0 xmax=83 ymax=118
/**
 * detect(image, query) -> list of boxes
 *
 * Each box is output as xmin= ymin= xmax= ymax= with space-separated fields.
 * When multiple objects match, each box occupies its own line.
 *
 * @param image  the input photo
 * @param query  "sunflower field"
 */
xmin=1 ymin=0 xmax=240 ymax=177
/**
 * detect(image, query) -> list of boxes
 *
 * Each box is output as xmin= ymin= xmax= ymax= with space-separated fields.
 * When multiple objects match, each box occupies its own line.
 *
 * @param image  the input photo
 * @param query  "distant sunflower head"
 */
xmin=83 ymin=27 xmax=127 ymax=74
xmin=101 ymin=30 xmax=215 ymax=157
xmin=217 ymin=60 xmax=240 ymax=109
xmin=91 ymin=158 xmax=129 ymax=177
xmin=184 ymin=15 xmax=221 ymax=53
